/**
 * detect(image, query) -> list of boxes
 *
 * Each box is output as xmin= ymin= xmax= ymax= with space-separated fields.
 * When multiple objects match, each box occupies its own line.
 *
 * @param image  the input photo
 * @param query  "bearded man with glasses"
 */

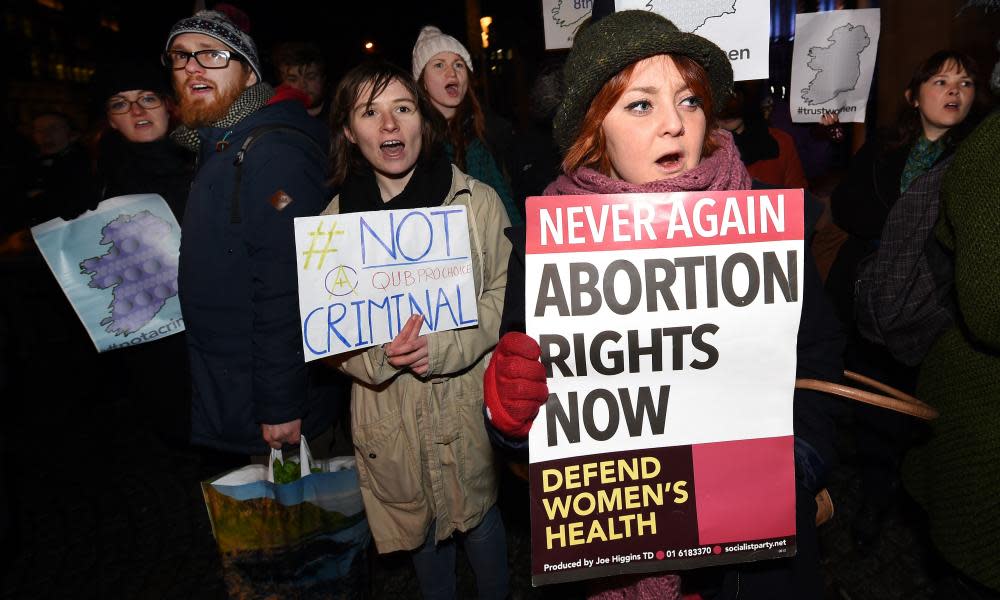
xmin=163 ymin=10 xmax=340 ymax=461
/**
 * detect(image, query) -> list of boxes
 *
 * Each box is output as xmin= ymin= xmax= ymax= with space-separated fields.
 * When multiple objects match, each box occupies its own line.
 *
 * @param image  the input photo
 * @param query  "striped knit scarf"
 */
xmin=171 ymin=82 xmax=275 ymax=152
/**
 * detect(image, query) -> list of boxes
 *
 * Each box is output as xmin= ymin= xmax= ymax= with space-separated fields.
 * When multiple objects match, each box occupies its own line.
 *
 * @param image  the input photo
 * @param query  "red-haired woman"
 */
xmin=483 ymin=10 xmax=844 ymax=600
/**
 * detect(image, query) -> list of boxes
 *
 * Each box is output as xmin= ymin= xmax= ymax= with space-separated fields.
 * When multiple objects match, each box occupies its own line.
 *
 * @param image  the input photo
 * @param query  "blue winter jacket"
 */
xmin=180 ymin=99 xmax=336 ymax=455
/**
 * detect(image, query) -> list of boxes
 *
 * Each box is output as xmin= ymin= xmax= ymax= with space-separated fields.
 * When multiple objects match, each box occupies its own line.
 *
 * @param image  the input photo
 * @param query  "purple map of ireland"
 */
xmin=80 ymin=210 xmax=179 ymax=336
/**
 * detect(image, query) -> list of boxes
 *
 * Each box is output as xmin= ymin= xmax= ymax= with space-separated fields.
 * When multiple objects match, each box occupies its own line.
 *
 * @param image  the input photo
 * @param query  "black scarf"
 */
xmin=97 ymin=132 xmax=194 ymax=220
xmin=338 ymin=152 xmax=453 ymax=214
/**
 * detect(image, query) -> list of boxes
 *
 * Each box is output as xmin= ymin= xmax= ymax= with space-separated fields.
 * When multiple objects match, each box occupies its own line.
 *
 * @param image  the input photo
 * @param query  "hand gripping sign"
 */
xmin=525 ymin=190 xmax=804 ymax=585
xmin=294 ymin=206 xmax=478 ymax=361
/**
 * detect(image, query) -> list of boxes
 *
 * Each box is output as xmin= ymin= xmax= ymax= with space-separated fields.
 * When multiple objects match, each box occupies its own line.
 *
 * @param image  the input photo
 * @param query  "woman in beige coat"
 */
xmin=322 ymin=61 xmax=511 ymax=600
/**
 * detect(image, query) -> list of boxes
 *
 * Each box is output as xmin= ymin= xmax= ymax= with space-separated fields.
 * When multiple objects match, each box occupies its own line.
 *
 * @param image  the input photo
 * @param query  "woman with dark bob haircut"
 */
xmin=831 ymin=50 xmax=983 ymax=244
xmin=826 ymin=50 xmax=985 ymax=555
xmin=322 ymin=61 xmax=512 ymax=600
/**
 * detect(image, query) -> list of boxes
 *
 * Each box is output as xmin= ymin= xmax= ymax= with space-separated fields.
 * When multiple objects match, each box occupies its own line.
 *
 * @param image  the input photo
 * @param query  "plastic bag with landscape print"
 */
xmin=202 ymin=435 xmax=370 ymax=599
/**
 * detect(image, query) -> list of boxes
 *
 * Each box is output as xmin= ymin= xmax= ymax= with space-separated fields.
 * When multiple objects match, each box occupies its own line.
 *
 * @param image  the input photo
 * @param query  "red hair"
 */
xmin=562 ymin=54 xmax=719 ymax=176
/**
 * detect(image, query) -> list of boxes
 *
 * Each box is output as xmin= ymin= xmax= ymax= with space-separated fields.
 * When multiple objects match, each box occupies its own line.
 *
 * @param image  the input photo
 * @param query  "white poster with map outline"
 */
xmin=541 ymin=0 xmax=591 ymax=51
xmin=790 ymin=9 xmax=880 ymax=123
xmin=540 ymin=0 xmax=769 ymax=82
xmin=615 ymin=0 xmax=770 ymax=81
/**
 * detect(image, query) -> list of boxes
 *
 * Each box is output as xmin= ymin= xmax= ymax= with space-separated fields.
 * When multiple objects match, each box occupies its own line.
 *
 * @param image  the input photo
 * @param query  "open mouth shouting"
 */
xmin=444 ymin=82 xmax=461 ymax=98
xmin=380 ymin=139 xmax=405 ymax=159
xmin=186 ymin=79 xmax=215 ymax=97
xmin=655 ymin=151 xmax=685 ymax=174
xmin=134 ymin=119 xmax=154 ymax=129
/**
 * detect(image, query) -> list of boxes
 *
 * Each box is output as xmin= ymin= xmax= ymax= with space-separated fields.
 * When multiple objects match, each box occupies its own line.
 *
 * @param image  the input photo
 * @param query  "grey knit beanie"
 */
xmin=412 ymin=26 xmax=474 ymax=81
xmin=553 ymin=10 xmax=734 ymax=153
xmin=165 ymin=10 xmax=262 ymax=82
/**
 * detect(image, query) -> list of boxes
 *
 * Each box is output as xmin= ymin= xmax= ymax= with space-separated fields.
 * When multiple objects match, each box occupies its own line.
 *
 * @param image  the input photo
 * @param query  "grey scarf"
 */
xmin=171 ymin=82 xmax=275 ymax=152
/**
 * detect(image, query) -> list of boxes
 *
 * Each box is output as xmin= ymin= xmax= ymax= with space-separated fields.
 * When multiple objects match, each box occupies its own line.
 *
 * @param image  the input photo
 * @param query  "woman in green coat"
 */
xmin=903 ymin=109 xmax=1000 ymax=597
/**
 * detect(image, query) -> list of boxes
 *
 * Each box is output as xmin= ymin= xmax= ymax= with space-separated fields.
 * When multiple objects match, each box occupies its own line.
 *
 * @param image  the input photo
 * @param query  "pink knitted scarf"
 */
xmin=588 ymin=572 xmax=682 ymax=600
xmin=545 ymin=129 xmax=752 ymax=197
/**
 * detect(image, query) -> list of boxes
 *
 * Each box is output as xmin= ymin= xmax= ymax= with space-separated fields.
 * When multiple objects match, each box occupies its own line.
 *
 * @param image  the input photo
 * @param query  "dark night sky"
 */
xmin=1 ymin=1 xmax=553 ymax=126
xmin=111 ymin=0 xmax=547 ymax=82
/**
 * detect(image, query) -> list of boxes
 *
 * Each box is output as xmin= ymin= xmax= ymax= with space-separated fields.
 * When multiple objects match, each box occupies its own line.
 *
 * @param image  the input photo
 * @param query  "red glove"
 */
xmin=484 ymin=332 xmax=549 ymax=439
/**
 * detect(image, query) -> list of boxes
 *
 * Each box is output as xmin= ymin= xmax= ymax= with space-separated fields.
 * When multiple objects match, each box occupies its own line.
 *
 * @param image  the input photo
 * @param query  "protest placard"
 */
xmin=30 ymin=194 xmax=185 ymax=353
xmin=541 ymin=0 xmax=591 ymax=50
xmin=542 ymin=0 xmax=770 ymax=81
xmin=295 ymin=207 xmax=478 ymax=361
xmin=790 ymin=9 xmax=881 ymax=123
xmin=615 ymin=0 xmax=771 ymax=81
xmin=525 ymin=190 xmax=804 ymax=585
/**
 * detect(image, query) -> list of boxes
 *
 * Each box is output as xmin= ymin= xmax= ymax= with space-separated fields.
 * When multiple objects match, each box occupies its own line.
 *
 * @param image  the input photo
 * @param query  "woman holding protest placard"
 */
xmin=89 ymin=58 xmax=194 ymax=446
xmin=482 ymin=9 xmax=844 ymax=600
xmin=321 ymin=61 xmax=511 ymax=600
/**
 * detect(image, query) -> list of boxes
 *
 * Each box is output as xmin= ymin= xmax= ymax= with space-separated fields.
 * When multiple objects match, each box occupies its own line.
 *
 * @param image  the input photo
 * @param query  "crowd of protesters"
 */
xmin=1 ymin=1 xmax=998 ymax=599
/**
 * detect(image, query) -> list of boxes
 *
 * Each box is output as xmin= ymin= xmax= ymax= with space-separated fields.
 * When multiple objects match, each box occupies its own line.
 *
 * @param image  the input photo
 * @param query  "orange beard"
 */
xmin=176 ymin=76 xmax=248 ymax=128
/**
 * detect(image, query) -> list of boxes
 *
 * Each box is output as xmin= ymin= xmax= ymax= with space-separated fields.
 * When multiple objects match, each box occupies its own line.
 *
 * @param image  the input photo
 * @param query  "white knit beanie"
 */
xmin=411 ymin=26 xmax=474 ymax=80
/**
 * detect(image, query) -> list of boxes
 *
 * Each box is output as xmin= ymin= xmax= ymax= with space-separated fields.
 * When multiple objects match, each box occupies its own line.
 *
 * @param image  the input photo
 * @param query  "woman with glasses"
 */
xmin=91 ymin=58 xmax=194 ymax=447
xmin=95 ymin=58 xmax=193 ymax=220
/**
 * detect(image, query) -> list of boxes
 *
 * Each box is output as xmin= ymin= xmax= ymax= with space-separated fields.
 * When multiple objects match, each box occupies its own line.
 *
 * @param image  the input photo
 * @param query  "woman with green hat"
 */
xmin=482 ymin=9 xmax=844 ymax=599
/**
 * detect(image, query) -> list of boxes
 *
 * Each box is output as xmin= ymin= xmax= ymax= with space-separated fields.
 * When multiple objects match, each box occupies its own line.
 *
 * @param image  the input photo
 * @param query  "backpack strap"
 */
xmin=229 ymin=124 xmax=325 ymax=224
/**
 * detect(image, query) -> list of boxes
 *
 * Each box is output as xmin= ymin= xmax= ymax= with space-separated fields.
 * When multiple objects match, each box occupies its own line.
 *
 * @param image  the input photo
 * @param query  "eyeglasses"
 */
xmin=107 ymin=93 xmax=163 ymax=115
xmin=161 ymin=49 xmax=244 ymax=70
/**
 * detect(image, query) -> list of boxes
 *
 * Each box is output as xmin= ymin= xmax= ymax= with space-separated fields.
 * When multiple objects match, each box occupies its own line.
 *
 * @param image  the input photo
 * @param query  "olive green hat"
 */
xmin=553 ymin=10 xmax=734 ymax=153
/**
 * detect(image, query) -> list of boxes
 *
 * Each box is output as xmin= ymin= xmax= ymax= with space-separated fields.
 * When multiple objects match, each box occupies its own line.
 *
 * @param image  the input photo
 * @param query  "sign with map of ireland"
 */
xmin=541 ymin=0 xmax=591 ymax=51
xmin=615 ymin=0 xmax=770 ymax=81
xmin=541 ymin=0 xmax=769 ymax=81
xmin=790 ymin=9 xmax=881 ymax=123
xmin=30 ymin=194 xmax=185 ymax=353
xmin=294 ymin=207 xmax=478 ymax=361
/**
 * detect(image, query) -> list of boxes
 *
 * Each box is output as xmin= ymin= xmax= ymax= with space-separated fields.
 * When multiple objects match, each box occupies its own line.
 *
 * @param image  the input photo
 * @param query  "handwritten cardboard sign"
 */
xmin=525 ymin=190 xmax=804 ymax=585
xmin=294 ymin=207 xmax=478 ymax=361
